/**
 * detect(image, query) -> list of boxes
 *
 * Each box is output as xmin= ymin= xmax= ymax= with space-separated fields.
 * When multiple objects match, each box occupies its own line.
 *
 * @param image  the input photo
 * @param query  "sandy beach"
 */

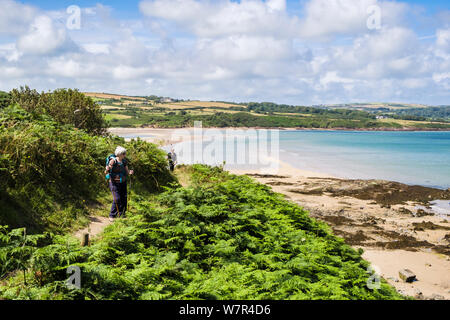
xmin=229 ymin=160 xmax=450 ymax=300
xmin=110 ymin=127 xmax=450 ymax=299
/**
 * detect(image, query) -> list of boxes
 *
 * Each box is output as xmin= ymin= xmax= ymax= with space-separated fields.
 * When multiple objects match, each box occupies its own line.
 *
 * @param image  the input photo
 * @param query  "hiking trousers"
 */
xmin=109 ymin=180 xmax=127 ymax=218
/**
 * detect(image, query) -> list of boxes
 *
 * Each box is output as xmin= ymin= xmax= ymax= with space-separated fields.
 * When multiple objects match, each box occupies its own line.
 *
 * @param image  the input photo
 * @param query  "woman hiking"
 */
xmin=105 ymin=146 xmax=134 ymax=222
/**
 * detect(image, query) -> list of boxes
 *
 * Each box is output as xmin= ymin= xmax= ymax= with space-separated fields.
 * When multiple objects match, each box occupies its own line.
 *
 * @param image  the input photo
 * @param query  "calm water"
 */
xmin=279 ymin=131 xmax=450 ymax=189
xmin=120 ymin=129 xmax=450 ymax=189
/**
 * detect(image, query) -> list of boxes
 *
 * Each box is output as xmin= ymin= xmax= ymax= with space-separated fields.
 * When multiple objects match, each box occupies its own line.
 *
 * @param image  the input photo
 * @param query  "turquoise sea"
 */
xmin=278 ymin=130 xmax=450 ymax=190
xmin=122 ymin=130 xmax=450 ymax=190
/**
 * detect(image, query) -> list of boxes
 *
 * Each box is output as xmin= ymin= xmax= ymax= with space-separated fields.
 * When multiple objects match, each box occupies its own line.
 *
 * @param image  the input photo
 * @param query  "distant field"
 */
xmin=329 ymin=103 xmax=430 ymax=110
xmin=100 ymin=105 xmax=125 ymax=110
xmin=119 ymin=100 xmax=150 ymax=106
xmin=84 ymin=92 xmax=146 ymax=101
xmin=156 ymin=101 xmax=242 ymax=110
xmin=378 ymin=118 xmax=448 ymax=126
xmin=104 ymin=114 xmax=132 ymax=120
xmin=178 ymin=101 xmax=241 ymax=108
xmin=86 ymin=92 xmax=449 ymax=130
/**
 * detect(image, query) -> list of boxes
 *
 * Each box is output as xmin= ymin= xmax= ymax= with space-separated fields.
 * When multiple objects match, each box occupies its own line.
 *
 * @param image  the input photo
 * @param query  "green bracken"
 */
xmin=0 ymin=164 xmax=404 ymax=300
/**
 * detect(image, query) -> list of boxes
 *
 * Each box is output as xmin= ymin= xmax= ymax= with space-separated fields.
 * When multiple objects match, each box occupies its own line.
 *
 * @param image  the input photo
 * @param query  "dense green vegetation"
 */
xmin=0 ymin=165 xmax=403 ymax=300
xmin=10 ymin=86 xmax=108 ymax=135
xmin=386 ymin=106 xmax=450 ymax=121
xmin=246 ymin=102 xmax=376 ymax=119
xmin=0 ymin=105 xmax=174 ymax=233
xmin=0 ymin=91 xmax=10 ymax=108
xmin=106 ymin=110 xmax=405 ymax=129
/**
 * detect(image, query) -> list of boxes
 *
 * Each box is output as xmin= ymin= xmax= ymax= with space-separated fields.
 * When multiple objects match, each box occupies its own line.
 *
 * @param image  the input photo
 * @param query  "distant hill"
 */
xmin=83 ymin=92 xmax=449 ymax=130
xmin=314 ymin=103 xmax=432 ymax=111
xmin=84 ymin=93 xmax=443 ymax=111
xmin=83 ymin=92 xmax=243 ymax=110
xmin=84 ymin=92 xmax=146 ymax=101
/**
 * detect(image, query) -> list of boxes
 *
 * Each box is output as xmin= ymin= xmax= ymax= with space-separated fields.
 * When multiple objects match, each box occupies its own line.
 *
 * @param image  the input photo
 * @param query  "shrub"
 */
xmin=0 ymin=91 xmax=11 ymax=108
xmin=10 ymin=86 xmax=108 ymax=136
xmin=0 ymin=106 xmax=174 ymax=232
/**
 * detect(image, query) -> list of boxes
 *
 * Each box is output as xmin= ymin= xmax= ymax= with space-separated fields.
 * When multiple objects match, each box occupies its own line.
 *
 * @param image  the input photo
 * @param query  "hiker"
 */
xmin=167 ymin=152 xmax=175 ymax=172
xmin=105 ymin=146 xmax=133 ymax=221
xmin=171 ymin=148 xmax=177 ymax=169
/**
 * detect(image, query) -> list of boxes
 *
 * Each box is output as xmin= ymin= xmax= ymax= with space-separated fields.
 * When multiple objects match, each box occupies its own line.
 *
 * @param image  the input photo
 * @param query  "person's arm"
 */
xmin=126 ymin=166 xmax=134 ymax=175
xmin=173 ymin=153 xmax=177 ymax=165
xmin=105 ymin=158 xmax=115 ymax=174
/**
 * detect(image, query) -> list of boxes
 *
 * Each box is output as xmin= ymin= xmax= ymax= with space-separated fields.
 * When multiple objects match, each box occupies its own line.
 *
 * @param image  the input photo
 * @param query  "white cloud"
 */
xmin=267 ymin=0 xmax=286 ymax=12
xmin=0 ymin=0 xmax=449 ymax=106
xmin=112 ymin=65 xmax=150 ymax=80
xmin=360 ymin=27 xmax=417 ymax=59
xmin=320 ymin=71 xmax=355 ymax=88
xmin=3 ymin=66 xmax=24 ymax=77
xmin=82 ymin=43 xmax=110 ymax=55
xmin=139 ymin=0 xmax=299 ymax=38
xmin=436 ymin=28 xmax=450 ymax=49
xmin=330 ymin=27 xmax=423 ymax=80
xmin=433 ymin=72 xmax=450 ymax=89
xmin=196 ymin=35 xmax=293 ymax=62
xmin=298 ymin=0 xmax=407 ymax=38
xmin=47 ymin=58 xmax=82 ymax=77
xmin=0 ymin=0 xmax=37 ymax=35
xmin=17 ymin=15 xmax=70 ymax=55
xmin=401 ymin=78 xmax=427 ymax=89
xmin=0 ymin=43 xmax=22 ymax=62
xmin=113 ymin=37 xmax=150 ymax=66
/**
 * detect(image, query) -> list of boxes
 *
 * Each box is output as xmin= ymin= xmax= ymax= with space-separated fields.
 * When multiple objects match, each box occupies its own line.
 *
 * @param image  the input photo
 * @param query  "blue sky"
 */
xmin=0 ymin=0 xmax=449 ymax=105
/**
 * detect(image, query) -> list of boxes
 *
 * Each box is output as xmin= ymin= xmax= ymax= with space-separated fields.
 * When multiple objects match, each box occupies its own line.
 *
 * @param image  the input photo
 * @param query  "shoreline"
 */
xmin=228 ymin=160 xmax=450 ymax=300
xmin=109 ymin=127 xmax=450 ymax=190
xmin=109 ymin=126 xmax=450 ymax=132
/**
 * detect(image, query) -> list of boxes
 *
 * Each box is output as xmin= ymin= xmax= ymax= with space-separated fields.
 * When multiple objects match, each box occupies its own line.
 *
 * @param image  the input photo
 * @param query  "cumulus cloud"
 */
xmin=196 ymin=35 xmax=294 ymax=62
xmin=17 ymin=15 xmax=73 ymax=55
xmin=82 ymin=43 xmax=110 ymax=55
xmin=298 ymin=0 xmax=408 ymax=38
xmin=0 ymin=0 xmax=37 ymax=35
xmin=139 ymin=0 xmax=300 ymax=38
xmin=0 ymin=0 xmax=449 ymax=105
xmin=436 ymin=28 xmax=450 ymax=49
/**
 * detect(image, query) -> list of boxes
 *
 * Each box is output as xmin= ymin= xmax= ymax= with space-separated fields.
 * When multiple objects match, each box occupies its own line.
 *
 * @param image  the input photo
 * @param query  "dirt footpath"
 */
xmin=74 ymin=216 xmax=112 ymax=241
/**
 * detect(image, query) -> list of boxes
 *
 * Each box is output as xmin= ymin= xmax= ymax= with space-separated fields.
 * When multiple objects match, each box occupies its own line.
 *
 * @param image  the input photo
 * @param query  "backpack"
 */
xmin=105 ymin=154 xmax=128 ymax=183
